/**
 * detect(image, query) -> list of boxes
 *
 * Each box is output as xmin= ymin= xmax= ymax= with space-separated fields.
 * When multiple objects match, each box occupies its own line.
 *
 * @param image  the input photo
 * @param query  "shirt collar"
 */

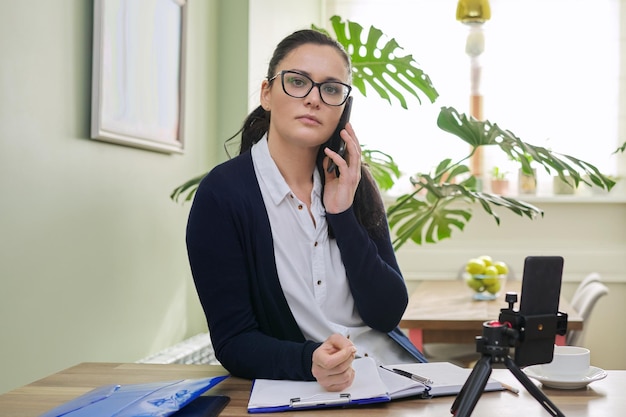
xmin=251 ymin=134 xmax=322 ymax=206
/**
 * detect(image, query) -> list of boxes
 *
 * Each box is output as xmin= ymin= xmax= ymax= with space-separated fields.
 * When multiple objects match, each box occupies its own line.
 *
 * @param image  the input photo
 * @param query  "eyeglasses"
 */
xmin=269 ymin=70 xmax=352 ymax=106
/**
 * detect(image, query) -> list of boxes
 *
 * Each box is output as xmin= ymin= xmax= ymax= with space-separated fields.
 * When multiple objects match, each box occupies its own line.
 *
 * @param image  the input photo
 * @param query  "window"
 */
xmin=325 ymin=0 xmax=620 ymax=195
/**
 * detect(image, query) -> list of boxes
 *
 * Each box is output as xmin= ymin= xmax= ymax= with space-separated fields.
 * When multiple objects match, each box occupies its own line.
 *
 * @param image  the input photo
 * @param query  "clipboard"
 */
xmin=247 ymin=358 xmax=505 ymax=413
xmin=247 ymin=358 xmax=390 ymax=413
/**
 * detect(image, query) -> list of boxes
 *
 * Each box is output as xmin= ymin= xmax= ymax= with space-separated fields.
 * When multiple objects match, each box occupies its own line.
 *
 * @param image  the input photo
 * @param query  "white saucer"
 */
xmin=523 ymin=365 xmax=607 ymax=389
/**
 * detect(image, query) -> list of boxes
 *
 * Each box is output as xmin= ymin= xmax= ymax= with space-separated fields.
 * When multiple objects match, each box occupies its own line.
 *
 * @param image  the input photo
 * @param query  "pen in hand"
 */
xmin=389 ymin=368 xmax=434 ymax=385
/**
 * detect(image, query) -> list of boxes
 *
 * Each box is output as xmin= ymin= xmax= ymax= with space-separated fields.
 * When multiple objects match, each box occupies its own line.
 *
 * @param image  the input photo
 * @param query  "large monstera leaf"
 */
xmin=314 ymin=16 xmax=439 ymax=108
xmin=437 ymin=107 xmax=616 ymax=191
xmin=387 ymin=161 xmax=477 ymax=247
xmin=385 ymin=107 xmax=616 ymax=247
xmin=387 ymin=158 xmax=544 ymax=248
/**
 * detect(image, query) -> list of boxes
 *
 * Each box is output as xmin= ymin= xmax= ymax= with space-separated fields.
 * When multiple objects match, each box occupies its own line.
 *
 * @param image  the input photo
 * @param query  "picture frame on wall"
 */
xmin=91 ymin=0 xmax=187 ymax=154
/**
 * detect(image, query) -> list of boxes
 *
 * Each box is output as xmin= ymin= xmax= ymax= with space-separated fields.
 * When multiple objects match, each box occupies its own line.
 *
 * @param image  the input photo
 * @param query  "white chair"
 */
xmin=567 ymin=280 xmax=609 ymax=346
xmin=569 ymin=272 xmax=602 ymax=307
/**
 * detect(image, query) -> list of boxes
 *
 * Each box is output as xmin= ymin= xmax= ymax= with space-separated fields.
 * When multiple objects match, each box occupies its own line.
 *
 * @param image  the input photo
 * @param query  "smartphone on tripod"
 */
xmin=513 ymin=255 xmax=564 ymax=367
xmin=452 ymin=256 xmax=567 ymax=417
xmin=325 ymin=96 xmax=353 ymax=176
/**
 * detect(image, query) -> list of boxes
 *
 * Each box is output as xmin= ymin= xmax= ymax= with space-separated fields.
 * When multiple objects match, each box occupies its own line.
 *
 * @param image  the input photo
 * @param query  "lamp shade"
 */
xmin=456 ymin=0 xmax=491 ymax=23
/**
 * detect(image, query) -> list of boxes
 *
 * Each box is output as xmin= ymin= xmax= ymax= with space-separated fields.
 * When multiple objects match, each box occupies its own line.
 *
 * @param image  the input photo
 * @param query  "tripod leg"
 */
xmin=450 ymin=355 xmax=492 ymax=417
xmin=503 ymin=356 xmax=565 ymax=417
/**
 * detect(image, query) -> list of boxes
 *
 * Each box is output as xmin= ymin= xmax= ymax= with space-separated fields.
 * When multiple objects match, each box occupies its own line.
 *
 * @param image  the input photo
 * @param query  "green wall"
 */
xmin=0 ymin=0 xmax=249 ymax=394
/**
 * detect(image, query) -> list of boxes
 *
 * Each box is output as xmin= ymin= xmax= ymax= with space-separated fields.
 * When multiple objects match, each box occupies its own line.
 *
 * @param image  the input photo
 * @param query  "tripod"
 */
xmin=450 ymin=293 xmax=567 ymax=417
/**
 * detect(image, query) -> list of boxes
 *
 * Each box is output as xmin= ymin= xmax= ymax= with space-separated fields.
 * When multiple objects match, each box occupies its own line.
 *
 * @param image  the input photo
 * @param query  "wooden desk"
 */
xmin=0 ymin=362 xmax=623 ymax=416
xmin=400 ymin=280 xmax=583 ymax=348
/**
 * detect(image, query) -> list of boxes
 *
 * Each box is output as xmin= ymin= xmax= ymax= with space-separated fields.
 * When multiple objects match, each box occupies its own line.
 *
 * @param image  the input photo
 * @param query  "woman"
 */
xmin=186 ymin=29 xmax=425 ymax=392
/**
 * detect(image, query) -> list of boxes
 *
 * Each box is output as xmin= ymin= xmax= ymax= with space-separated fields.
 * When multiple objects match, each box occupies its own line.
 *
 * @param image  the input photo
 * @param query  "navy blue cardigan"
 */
xmin=186 ymin=151 xmax=425 ymax=381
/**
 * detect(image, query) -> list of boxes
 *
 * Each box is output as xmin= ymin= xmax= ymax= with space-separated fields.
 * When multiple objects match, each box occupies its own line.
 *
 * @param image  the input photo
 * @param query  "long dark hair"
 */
xmin=226 ymin=29 xmax=389 ymax=239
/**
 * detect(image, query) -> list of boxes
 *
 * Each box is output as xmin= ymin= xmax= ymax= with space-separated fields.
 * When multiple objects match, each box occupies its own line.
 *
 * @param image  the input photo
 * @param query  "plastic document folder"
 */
xmin=247 ymin=358 xmax=503 ymax=413
xmin=39 ymin=375 xmax=229 ymax=417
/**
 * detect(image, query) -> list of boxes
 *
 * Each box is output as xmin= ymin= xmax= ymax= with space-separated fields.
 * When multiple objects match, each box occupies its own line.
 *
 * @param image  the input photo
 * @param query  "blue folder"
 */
xmin=39 ymin=375 xmax=229 ymax=417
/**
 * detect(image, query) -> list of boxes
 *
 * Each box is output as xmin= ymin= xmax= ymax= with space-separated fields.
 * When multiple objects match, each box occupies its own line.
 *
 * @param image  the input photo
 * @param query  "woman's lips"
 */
xmin=296 ymin=114 xmax=321 ymax=125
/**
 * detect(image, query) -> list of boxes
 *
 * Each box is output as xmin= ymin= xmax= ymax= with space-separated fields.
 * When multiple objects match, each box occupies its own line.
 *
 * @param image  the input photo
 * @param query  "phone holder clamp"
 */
xmin=450 ymin=292 xmax=568 ymax=417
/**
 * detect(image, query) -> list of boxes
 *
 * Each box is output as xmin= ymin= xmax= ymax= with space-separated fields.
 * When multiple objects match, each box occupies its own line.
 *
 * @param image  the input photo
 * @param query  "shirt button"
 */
xmin=317 ymin=280 xmax=322 ymax=286
xmin=314 ymin=241 xmax=318 ymax=247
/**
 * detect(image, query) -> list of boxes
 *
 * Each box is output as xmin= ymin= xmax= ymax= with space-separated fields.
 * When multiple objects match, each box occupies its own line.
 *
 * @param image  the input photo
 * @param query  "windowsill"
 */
xmin=382 ymin=190 xmax=626 ymax=205
xmin=513 ymin=194 xmax=626 ymax=204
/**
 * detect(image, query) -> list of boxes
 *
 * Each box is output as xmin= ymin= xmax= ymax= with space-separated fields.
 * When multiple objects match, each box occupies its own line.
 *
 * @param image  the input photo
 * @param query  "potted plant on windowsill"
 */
xmin=552 ymin=173 xmax=577 ymax=195
xmin=489 ymin=166 xmax=510 ymax=195
xmin=516 ymin=153 xmax=537 ymax=195
xmin=171 ymin=16 xmax=617 ymax=249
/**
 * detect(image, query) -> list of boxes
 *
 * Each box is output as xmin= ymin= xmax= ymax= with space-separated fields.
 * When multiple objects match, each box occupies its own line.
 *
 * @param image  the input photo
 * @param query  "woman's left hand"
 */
xmin=323 ymin=122 xmax=361 ymax=214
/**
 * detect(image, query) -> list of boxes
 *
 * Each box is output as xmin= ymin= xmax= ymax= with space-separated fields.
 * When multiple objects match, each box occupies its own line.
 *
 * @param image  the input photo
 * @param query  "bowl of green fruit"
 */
xmin=463 ymin=255 xmax=509 ymax=301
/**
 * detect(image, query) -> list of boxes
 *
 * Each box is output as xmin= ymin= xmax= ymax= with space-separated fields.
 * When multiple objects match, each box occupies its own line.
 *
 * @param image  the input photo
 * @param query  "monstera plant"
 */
xmin=171 ymin=16 xmax=616 ymax=249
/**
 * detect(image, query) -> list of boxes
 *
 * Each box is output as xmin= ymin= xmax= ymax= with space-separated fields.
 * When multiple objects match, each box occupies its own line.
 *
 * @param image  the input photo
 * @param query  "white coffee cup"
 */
xmin=541 ymin=345 xmax=590 ymax=378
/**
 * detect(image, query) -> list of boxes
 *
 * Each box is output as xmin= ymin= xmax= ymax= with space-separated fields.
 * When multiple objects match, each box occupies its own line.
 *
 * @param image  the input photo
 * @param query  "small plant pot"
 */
xmin=490 ymin=179 xmax=509 ymax=195
xmin=518 ymin=168 xmax=537 ymax=195
xmin=464 ymin=273 xmax=506 ymax=301
xmin=553 ymin=175 xmax=576 ymax=195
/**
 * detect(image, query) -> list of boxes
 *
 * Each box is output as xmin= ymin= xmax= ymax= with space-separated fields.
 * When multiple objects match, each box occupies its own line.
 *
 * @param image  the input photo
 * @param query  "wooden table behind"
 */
xmin=400 ymin=280 xmax=583 ymax=346
xmin=0 ymin=362 xmax=623 ymax=417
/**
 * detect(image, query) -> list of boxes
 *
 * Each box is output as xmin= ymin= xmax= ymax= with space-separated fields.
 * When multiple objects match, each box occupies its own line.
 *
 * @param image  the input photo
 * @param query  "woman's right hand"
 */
xmin=311 ymin=333 xmax=357 ymax=392
xmin=323 ymin=123 xmax=362 ymax=215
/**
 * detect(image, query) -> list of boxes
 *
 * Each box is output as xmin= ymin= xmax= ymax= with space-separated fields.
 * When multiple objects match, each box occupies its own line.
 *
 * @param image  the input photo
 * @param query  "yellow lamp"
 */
xmin=456 ymin=0 xmax=491 ymax=23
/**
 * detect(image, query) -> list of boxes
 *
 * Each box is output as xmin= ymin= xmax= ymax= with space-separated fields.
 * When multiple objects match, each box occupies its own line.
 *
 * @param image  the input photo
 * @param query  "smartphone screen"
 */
xmin=514 ymin=256 xmax=564 ymax=367
xmin=326 ymin=96 xmax=353 ymax=176
xmin=518 ymin=256 xmax=563 ymax=316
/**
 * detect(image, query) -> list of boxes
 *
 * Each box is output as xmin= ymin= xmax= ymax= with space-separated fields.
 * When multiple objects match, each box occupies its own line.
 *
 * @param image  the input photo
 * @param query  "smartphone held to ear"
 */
xmin=325 ymin=96 xmax=353 ymax=176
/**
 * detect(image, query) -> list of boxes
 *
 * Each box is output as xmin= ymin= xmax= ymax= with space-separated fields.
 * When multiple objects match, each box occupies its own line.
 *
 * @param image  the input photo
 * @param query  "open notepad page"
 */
xmin=247 ymin=358 xmax=504 ymax=413
xmin=383 ymin=362 xmax=504 ymax=398
xmin=248 ymin=357 xmax=391 ymax=413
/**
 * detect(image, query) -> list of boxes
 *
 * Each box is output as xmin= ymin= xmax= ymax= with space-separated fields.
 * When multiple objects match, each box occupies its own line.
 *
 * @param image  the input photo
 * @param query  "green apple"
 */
xmin=478 ymin=255 xmax=494 ymax=267
xmin=467 ymin=277 xmax=485 ymax=292
xmin=486 ymin=279 xmax=502 ymax=294
xmin=465 ymin=258 xmax=486 ymax=275
xmin=481 ymin=266 xmax=499 ymax=286
xmin=483 ymin=265 xmax=499 ymax=276
xmin=494 ymin=261 xmax=509 ymax=275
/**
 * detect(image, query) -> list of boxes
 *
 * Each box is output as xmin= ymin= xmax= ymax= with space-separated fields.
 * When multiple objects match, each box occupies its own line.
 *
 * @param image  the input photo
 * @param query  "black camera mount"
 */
xmin=450 ymin=292 xmax=568 ymax=417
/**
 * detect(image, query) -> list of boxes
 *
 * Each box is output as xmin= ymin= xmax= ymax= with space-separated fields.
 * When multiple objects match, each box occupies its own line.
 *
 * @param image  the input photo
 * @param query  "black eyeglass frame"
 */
xmin=268 ymin=70 xmax=352 ymax=106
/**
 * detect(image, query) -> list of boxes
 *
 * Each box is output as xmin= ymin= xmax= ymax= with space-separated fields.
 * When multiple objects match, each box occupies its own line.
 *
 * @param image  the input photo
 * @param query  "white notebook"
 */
xmin=247 ymin=358 xmax=504 ymax=413
xmin=381 ymin=361 xmax=503 ymax=399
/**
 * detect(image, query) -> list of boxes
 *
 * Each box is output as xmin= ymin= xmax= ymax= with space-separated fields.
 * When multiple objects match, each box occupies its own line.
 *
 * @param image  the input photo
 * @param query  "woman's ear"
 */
xmin=260 ymin=80 xmax=271 ymax=112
